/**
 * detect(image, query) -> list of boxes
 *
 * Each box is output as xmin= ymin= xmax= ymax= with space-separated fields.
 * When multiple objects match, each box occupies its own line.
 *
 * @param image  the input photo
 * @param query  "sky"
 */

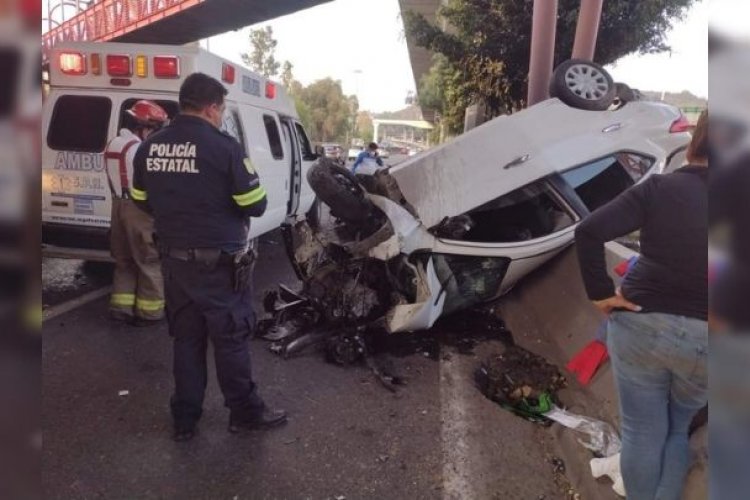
xmin=43 ymin=0 xmax=711 ymax=111
xmin=204 ymin=0 xmax=710 ymax=112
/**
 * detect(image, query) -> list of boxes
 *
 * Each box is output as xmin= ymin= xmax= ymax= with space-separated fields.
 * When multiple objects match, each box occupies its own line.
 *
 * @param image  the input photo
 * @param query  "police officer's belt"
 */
xmin=161 ymin=247 xmax=234 ymax=266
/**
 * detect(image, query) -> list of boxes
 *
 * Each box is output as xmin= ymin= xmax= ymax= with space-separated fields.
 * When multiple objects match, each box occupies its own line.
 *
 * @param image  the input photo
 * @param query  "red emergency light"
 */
xmin=59 ymin=52 xmax=86 ymax=75
xmin=669 ymin=114 xmax=693 ymax=134
xmin=265 ymin=81 xmax=276 ymax=99
xmin=222 ymin=63 xmax=236 ymax=84
xmin=154 ymin=56 xmax=180 ymax=78
xmin=106 ymin=54 xmax=132 ymax=76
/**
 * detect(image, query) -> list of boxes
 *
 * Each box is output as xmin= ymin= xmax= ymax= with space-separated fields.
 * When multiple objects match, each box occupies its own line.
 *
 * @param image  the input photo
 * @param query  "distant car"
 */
xmin=320 ymin=143 xmax=344 ymax=164
xmin=288 ymin=59 xmax=692 ymax=334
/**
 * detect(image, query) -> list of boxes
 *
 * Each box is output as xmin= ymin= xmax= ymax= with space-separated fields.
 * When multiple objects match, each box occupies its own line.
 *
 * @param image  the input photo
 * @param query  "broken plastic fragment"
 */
xmin=590 ymin=453 xmax=626 ymax=497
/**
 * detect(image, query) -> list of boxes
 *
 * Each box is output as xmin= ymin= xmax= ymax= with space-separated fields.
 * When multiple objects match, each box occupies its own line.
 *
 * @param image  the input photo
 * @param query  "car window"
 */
xmin=221 ymin=109 xmax=245 ymax=151
xmin=263 ymin=114 xmax=284 ymax=160
xmin=294 ymin=122 xmax=315 ymax=160
xmin=117 ymin=98 xmax=178 ymax=131
xmin=561 ymin=153 xmax=654 ymax=211
xmin=430 ymin=254 xmax=511 ymax=314
xmin=431 ymin=179 xmax=576 ymax=243
xmin=47 ymin=95 xmax=112 ymax=152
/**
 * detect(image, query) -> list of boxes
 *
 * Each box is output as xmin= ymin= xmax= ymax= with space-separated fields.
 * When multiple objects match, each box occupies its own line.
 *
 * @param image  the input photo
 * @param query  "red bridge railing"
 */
xmin=42 ymin=0 xmax=204 ymax=55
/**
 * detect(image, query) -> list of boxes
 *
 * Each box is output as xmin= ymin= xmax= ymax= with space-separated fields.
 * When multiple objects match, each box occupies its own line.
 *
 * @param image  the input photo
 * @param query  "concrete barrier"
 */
xmin=494 ymin=244 xmax=706 ymax=499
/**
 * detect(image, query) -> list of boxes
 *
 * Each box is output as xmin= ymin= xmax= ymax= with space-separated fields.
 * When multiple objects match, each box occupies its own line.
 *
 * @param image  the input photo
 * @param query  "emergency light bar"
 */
xmin=59 ymin=52 xmax=86 ymax=75
xmin=106 ymin=55 xmax=132 ymax=77
xmin=153 ymin=56 xmax=180 ymax=78
xmin=90 ymin=53 xmax=102 ymax=75
xmin=265 ymin=82 xmax=276 ymax=99
xmin=222 ymin=63 xmax=236 ymax=84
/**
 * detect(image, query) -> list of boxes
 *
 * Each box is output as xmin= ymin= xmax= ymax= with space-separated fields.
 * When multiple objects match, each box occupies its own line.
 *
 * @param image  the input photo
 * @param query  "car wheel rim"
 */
xmin=564 ymin=64 xmax=610 ymax=101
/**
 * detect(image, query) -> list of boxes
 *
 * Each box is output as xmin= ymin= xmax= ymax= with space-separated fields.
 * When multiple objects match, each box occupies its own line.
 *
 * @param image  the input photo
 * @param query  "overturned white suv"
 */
xmin=279 ymin=60 xmax=692 ymax=337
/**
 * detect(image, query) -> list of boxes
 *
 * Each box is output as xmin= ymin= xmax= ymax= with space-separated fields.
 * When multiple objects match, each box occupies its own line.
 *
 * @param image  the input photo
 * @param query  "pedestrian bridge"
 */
xmin=43 ymin=0 xmax=331 ymax=57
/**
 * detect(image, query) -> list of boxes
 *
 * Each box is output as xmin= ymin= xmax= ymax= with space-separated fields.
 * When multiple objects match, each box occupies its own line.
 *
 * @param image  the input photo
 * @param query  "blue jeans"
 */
xmin=607 ymin=311 xmax=708 ymax=500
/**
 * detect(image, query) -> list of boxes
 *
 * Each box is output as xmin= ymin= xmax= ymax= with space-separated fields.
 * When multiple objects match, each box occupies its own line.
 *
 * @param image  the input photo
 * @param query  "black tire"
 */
xmin=549 ymin=59 xmax=615 ymax=111
xmin=614 ymin=82 xmax=637 ymax=103
xmin=306 ymin=159 xmax=373 ymax=224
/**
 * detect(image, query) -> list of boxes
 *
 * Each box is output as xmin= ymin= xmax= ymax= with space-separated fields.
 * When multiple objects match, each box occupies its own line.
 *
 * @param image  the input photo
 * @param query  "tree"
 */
xmin=355 ymin=111 xmax=374 ymax=144
xmin=241 ymin=26 xmax=281 ymax=78
xmin=296 ymin=78 xmax=355 ymax=143
xmin=280 ymin=61 xmax=295 ymax=91
xmin=405 ymin=0 xmax=696 ymax=134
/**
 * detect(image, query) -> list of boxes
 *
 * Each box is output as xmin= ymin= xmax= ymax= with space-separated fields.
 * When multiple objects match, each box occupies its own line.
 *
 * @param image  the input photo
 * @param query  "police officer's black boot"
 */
xmin=228 ymin=407 xmax=288 ymax=433
xmin=173 ymin=423 xmax=197 ymax=442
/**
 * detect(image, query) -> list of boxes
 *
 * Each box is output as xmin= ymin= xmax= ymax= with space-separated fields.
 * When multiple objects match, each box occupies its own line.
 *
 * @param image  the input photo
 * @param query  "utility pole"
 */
xmin=571 ymin=0 xmax=603 ymax=61
xmin=527 ymin=0 xmax=559 ymax=106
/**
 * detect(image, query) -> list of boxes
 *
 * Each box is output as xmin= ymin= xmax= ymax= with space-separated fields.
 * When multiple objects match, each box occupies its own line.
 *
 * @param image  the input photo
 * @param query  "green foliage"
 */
xmin=280 ymin=61 xmax=295 ymax=91
xmin=296 ymin=78 xmax=356 ymax=143
xmin=241 ymin=26 xmax=281 ymax=78
xmin=240 ymin=29 xmax=357 ymax=143
xmin=355 ymin=111 xmax=374 ymax=144
xmin=405 ymin=0 xmax=696 ymax=134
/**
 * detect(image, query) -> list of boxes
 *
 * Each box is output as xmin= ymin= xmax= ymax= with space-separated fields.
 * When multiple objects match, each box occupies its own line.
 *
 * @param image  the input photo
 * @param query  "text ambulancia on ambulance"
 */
xmin=42 ymin=41 xmax=319 ymax=260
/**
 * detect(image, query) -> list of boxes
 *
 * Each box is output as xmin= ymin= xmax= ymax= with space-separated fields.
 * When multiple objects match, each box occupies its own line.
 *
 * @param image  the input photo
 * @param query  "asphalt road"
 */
xmin=41 ymin=152 xmax=631 ymax=499
xmin=42 ymin=226 xmax=599 ymax=499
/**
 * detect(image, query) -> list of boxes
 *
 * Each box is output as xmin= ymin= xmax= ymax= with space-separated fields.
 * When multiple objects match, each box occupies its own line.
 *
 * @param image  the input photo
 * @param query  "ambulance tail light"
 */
xmin=222 ymin=63 xmax=235 ymax=84
xmin=135 ymin=55 xmax=148 ymax=77
xmin=154 ymin=56 xmax=180 ymax=78
xmin=59 ymin=52 xmax=86 ymax=75
xmin=106 ymin=54 xmax=132 ymax=76
xmin=669 ymin=114 xmax=692 ymax=134
xmin=265 ymin=82 xmax=276 ymax=99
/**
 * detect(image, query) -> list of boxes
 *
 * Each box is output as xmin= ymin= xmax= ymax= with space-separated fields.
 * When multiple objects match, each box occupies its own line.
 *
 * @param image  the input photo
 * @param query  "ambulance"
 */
xmin=42 ymin=41 xmax=319 ymax=260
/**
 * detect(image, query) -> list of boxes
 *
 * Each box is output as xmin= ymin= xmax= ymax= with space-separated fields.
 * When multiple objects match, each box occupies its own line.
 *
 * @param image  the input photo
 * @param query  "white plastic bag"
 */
xmin=544 ymin=405 xmax=621 ymax=457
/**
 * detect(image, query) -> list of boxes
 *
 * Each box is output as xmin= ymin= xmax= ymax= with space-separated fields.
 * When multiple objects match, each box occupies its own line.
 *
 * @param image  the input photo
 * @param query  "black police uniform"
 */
xmin=131 ymin=114 xmax=268 ymax=431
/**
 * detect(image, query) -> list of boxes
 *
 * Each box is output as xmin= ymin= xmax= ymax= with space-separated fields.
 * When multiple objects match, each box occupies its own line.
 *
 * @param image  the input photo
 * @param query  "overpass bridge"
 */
xmin=42 ymin=0 xmax=332 ymax=57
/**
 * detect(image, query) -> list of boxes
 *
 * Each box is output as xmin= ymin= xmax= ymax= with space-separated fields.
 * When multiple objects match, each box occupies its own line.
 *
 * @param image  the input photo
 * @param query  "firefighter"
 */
xmin=105 ymin=100 xmax=168 ymax=325
xmin=131 ymin=73 xmax=287 ymax=441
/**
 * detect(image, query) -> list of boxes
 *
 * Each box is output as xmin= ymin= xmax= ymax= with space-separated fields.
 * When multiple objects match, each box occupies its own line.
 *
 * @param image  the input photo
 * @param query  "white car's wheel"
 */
xmin=550 ymin=59 xmax=615 ymax=111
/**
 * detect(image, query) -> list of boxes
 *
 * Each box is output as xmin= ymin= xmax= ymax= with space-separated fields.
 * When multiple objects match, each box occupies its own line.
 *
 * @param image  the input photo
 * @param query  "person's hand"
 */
xmin=592 ymin=288 xmax=642 ymax=315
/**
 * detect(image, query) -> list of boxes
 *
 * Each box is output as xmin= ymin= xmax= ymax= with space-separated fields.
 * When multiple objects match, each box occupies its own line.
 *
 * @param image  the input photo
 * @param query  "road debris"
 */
xmin=258 ymin=297 xmax=512 ymax=390
xmin=118 ymin=390 xmax=129 ymax=397
xmin=591 ymin=452 xmax=626 ymax=497
xmin=474 ymin=346 xmax=567 ymax=425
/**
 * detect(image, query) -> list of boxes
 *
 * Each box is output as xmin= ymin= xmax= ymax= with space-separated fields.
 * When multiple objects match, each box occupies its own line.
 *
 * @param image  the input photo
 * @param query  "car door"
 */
xmin=279 ymin=117 xmax=301 ymax=216
xmin=231 ymin=107 xmax=288 ymax=237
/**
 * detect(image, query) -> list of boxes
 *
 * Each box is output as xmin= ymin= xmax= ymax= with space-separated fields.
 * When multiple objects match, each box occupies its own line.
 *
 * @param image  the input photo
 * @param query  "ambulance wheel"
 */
xmin=549 ymin=59 xmax=615 ymax=111
xmin=307 ymin=160 xmax=373 ymax=225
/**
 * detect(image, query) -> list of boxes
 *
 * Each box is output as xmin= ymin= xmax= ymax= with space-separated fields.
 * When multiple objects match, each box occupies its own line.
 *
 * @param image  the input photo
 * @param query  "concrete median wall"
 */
xmin=494 ymin=243 xmax=706 ymax=499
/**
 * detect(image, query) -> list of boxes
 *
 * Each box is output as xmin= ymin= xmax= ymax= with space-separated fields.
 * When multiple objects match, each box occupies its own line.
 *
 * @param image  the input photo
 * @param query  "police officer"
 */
xmin=131 ymin=72 xmax=287 ymax=441
xmin=105 ymin=100 xmax=168 ymax=325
